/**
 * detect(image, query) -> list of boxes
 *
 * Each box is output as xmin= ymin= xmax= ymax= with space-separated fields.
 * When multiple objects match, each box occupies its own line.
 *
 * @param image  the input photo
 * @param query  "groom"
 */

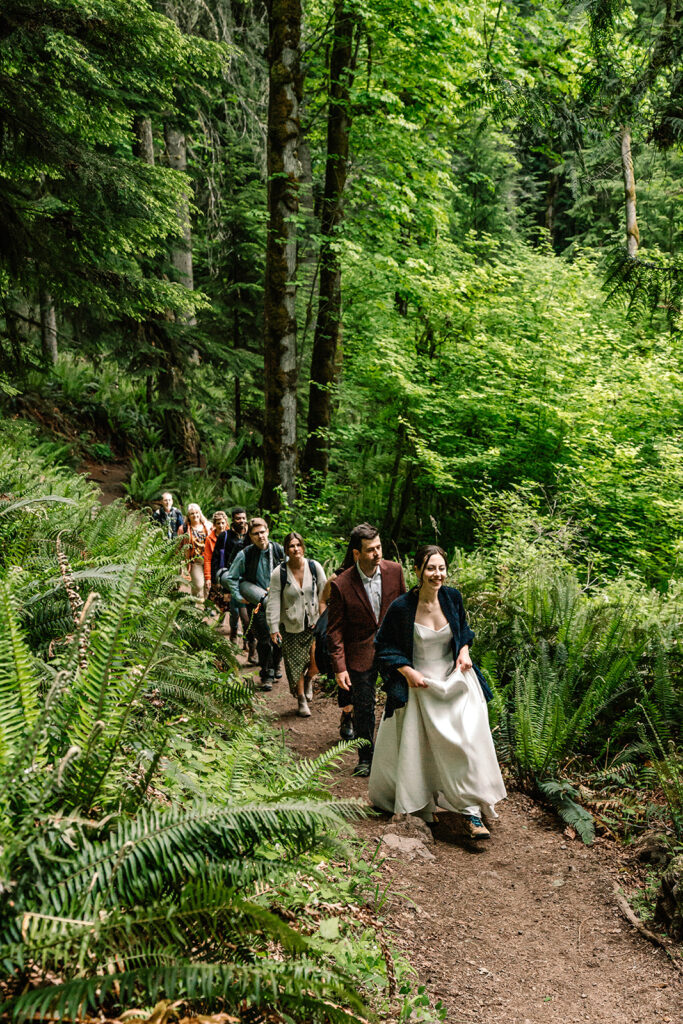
xmin=327 ymin=523 xmax=406 ymax=777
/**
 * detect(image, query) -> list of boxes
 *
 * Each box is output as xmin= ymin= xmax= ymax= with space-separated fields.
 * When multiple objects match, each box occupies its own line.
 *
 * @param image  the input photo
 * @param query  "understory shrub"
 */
xmin=452 ymin=490 xmax=683 ymax=843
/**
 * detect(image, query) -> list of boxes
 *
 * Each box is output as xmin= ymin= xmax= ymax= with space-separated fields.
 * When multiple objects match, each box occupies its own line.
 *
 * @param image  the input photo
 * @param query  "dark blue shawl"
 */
xmin=374 ymin=586 xmax=492 ymax=717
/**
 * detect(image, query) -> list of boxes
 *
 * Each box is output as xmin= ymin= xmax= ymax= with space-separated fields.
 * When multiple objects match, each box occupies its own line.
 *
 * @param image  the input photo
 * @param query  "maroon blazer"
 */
xmin=327 ymin=559 xmax=407 ymax=674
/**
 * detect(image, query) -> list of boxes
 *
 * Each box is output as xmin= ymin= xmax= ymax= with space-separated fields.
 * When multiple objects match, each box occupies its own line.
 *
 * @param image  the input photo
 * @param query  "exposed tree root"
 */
xmin=612 ymin=884 xmax=682 ymax=972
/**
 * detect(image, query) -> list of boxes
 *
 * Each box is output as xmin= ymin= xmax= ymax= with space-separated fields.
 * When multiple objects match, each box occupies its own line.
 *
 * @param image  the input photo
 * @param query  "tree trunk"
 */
xmin=164 ymin=126 xmax=196 ymax=304
xmin=381 ymin=421 xmax=406 ymax=538
xmin=544 ymin=169 xmax=559 ymax=248
xmin=157 ymin=362 xmax=200 ymax=463
xmin=233 ymin=246 xmax=242 ymax=436
xmin=134 ymin=115 xmax=200 ymax=465
xmin=620 ymin=126 xmax=640 ymax=257
xmin=261 ymin=0 xmax=303 ymax=509
xmin=390 ymin=463 xmax=415 ymax=549
xmin=301 ymin=3 xmax=356 ymax=480
xmin=39 ymin=289 xmax=58 ymax=365
xmin=132 ymin=114 xmax=154 ymax=164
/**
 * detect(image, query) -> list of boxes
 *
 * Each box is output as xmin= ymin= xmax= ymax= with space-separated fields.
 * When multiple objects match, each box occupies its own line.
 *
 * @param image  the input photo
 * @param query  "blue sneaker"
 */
xmin=462 ymin=815 xmax=490 ymax=839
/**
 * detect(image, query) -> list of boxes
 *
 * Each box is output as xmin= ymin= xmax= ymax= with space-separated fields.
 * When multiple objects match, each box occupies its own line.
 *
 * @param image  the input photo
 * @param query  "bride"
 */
xmin=368 ymin=544 xmax=506 ymax=839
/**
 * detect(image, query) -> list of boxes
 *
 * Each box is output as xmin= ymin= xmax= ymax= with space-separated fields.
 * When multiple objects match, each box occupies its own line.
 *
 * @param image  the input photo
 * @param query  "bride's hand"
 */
xmin=401 ymin=666 xmax=427 ymax=688
xmin=456 ymin=646 xmax=472 ymax=672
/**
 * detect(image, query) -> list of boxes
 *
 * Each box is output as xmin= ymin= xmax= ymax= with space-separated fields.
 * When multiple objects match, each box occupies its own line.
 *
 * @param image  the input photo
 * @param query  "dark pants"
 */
xmin=229 ymin=602 xmax=249 ymax=635
xmin=338 ymin=668 xmax=377 ymax=764
xmin=249 ymin=602 xmax=282 ymax=681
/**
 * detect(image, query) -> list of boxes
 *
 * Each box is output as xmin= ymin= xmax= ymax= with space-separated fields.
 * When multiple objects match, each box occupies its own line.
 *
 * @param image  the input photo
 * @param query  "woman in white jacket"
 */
xmin=267 ymin=532 xmax=326 ymax=717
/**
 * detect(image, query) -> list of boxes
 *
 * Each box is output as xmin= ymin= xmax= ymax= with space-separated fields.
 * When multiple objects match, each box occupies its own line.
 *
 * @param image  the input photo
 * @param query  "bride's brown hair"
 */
xmin=413 ymin=544 xmax=448 ymax=581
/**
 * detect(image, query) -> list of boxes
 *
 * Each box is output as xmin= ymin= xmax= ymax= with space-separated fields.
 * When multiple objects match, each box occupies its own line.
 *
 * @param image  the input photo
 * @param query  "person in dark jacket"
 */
xmin=204 ymin=511 xmax=230 ymax=623
xmin=370 ymin=544 xmax=505 ymax=839
xmin=327 ymin=523 xmax=406 ymax=776
xmin=212 ymin=507 xmax=251 ymax=646
xmin=153 ymin=492 xmax=184 ymax=539
xmin=226 ymin=517 xmax=284 ymax=689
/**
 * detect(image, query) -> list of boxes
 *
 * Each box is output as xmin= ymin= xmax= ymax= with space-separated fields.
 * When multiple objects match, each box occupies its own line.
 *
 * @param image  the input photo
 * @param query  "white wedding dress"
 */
xmin=368 ymin=622 xmax=507 ymax=822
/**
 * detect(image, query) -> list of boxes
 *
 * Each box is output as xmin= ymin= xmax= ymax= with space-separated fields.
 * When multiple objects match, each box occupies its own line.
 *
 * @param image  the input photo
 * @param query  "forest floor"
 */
xmin=233 ymin=646 xmax=682 ymax=1024
xmin=80 ymin=457 xmax=129 ymax=504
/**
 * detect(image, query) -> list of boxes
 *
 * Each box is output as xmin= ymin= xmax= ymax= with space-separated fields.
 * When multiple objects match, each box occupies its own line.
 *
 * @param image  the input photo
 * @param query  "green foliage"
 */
xmin=333 ymin=238 xmax=683 ymax=580
xmin=536 ymin=779 xmax=596 ymax=845
xmin=450 ymin=489 xmax=683 ymax=839
xmin=0 ymin=0 xmax=221 ymax=333
xmin=638 ymin=705 xmax=683 ymax=841
xmin=124 ymin=449 xmax=179 ymax=503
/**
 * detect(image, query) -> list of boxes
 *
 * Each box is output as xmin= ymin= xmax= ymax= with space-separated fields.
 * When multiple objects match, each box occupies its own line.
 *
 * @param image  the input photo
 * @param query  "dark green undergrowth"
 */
xmin=451 ymin=490 xmax=683 ymax=849
xmin=0 ymin=419 xmax=445 ymax=1024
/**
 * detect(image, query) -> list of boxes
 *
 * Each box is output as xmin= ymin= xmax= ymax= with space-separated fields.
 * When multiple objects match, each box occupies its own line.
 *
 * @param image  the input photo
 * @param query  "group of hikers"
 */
xmin=152 ymin=492 xmax=506 ymax=841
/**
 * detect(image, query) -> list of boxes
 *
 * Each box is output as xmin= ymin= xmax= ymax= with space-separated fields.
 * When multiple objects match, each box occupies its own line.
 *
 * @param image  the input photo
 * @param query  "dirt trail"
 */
xmin=237 ymin=656 xmax=681 ymax=1024
xmin=79 ymin=458 xmax=129 ymax=505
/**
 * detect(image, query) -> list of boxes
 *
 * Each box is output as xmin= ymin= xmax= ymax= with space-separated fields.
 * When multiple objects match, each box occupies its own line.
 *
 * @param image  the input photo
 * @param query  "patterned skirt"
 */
xmin=281 ymin=626 xmax=315 ymax=695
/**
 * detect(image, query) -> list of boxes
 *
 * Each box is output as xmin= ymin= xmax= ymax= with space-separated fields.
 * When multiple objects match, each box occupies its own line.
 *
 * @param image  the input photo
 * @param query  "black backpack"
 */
xmin=313 ymin=607 xmax=332 ymax=679
xmin=211 ymin=531 xmax=230 ymax=583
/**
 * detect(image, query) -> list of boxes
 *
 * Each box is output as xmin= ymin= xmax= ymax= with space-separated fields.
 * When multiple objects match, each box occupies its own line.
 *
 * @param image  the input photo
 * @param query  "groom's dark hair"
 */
xmin=349 ymin=522 xmax=379 ymax=552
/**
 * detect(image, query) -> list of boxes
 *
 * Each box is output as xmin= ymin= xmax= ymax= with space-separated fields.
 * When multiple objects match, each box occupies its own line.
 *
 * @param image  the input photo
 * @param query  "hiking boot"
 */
xmin=229 ymin=629 xmax=238 ymax=642
xmin=339 ymin=711 xmax=354 ymax=741
xmin=247 ymin=641 xmax=258 ymax=665
xmin=352 ymin=762 xmax=371 ymax=778
xmin=259 ymin=677 xmax=272 ymax=692
xmin=297 ymin=696 xmax=311 ymax=717
xmin=461 ymin=814 xmax=490 ymax=840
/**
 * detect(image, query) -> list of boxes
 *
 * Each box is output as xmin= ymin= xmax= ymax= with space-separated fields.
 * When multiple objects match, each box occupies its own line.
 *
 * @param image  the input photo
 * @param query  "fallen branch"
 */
xmin=612 ymin=884 xmax=681 ymax=971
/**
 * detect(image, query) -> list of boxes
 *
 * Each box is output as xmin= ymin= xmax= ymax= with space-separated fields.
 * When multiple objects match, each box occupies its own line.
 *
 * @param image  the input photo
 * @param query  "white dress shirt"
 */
xmin=357 ymin=562 xmax=382 ymax=619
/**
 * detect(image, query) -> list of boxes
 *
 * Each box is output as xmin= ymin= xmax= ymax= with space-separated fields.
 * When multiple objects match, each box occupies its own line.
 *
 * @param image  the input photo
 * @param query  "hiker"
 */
xmin=178 ymin=503 xmax=212 ymax=599
xmin=327 ymin=523 xmax=406 ymax=777
xmin=226 ymin=517 xmax=284 ymax=689
xmin=211 ymin=507 xmax=252 ymax=647
xmin=266 ymin=532 xmax=326 ymax=718
xmin=204 ymin=510 xmax=230 ymax=621
xmin=369 ymin=544 xmax=506 ymax=840
xmin=316 ymin=539 xmax=357 ymax=738
xmin=153 ymin=491 xmax=184 ymax=539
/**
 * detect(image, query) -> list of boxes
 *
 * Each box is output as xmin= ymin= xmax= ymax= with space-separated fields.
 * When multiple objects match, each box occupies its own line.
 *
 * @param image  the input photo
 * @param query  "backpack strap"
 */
xmin=279 ymin=559 xmax=318 ymax=599
xmin=242 ymin=543 xmax=260 ymax=583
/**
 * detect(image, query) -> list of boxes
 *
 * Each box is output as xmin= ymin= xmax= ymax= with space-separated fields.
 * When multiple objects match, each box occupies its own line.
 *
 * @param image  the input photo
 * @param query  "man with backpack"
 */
xmin=153 ymin=492 xmax=184 ymax=539
xmin=226 ymin=517 xmax=284 ymax=689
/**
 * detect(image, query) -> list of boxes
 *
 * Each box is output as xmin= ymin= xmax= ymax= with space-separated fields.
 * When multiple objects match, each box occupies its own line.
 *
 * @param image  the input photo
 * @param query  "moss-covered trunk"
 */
xmin=261 ymin=0 xmax=303 ymax=509
xmin=133 ymin=115 xmax=200 ymax=465
xmin=301 ymin=3 xmax=356 ymax=481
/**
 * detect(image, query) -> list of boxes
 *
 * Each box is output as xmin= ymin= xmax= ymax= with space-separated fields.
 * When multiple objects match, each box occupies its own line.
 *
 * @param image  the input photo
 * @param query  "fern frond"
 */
xmin=0 ymin=495 xmax=77 ymax=517
xmin=37 ymin=797 xmax=365 ymax=913
xmin=537 ymin=779 xmax=596 ymax=844
xmin=0 ymin=579 xmax=40 ymax=767
xmin=3 ymin=958 xmax=368 ymax=1024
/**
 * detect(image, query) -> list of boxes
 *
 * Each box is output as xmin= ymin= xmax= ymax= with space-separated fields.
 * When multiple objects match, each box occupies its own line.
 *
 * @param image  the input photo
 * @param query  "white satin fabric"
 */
xmin=368 ymin=621 xmax=507 ymax=822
